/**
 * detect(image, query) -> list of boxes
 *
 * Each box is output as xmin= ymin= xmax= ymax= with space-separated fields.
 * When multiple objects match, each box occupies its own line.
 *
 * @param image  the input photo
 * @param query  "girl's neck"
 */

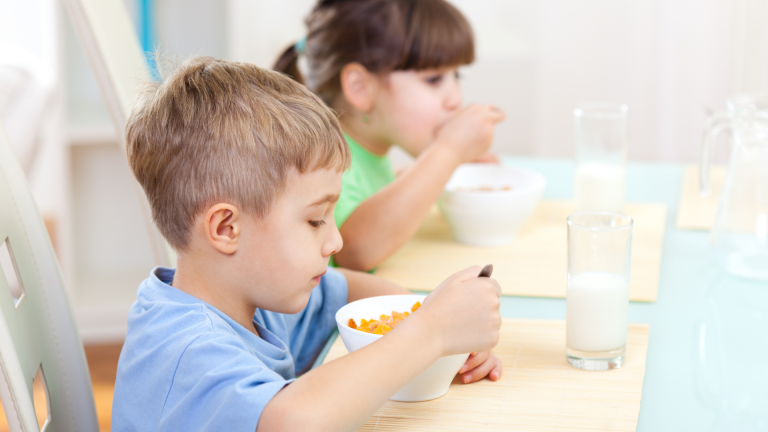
xmin=335 ymin=102 xmax=392 ymax=157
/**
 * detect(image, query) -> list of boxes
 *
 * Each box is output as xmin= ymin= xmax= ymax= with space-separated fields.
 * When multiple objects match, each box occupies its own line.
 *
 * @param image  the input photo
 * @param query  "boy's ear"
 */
xmin=204 ymin=203 xmax=241 ymax=255
xmin=339 ymin=62 xmax=377 ymax=113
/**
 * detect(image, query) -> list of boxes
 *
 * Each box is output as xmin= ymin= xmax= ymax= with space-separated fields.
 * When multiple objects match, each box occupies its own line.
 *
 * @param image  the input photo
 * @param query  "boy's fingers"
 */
xmin=450 ymin=265 xmax=484 ymax=283
xmin=460 ymin=353 xmax=498 ymax=384
xmin=459 ymin=350 xmax=490 ymax=374
xmin=424 ymin=265 xmax=482 ymax=304
xmin=469 ymin=277 xmax=501 ymax=297
xmin=489 ymin=279 xmax=502 ymax=297
xmin=489 ymin=356 xmax=503 ymax=381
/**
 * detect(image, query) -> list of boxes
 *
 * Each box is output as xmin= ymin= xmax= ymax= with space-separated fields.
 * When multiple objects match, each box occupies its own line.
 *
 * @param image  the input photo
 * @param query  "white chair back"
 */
xmin=60 ymin=0 xmax=175 ymax=267
xmin=0 ymin=122 xmax=99 ymax=431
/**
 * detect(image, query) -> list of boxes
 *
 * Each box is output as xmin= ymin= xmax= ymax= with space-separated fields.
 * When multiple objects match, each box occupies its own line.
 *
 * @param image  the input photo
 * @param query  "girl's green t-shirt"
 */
xmin=333 ymin=134 xmax=396 ymax=229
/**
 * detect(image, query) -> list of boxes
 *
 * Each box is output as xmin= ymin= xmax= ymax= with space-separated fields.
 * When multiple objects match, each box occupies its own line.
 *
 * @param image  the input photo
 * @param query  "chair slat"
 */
xmin=0 ymin=123 xmax=99 ymax=431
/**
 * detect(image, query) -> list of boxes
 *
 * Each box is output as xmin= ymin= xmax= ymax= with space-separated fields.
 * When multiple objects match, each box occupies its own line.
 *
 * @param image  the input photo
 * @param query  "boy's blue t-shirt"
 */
xmin=111 ymin=266 xmax=348 ymax=432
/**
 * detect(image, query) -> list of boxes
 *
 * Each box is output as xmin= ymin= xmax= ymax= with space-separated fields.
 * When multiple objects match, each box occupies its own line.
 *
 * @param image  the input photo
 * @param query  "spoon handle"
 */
xmin=478 ymin=264 xmax=493 ymax=278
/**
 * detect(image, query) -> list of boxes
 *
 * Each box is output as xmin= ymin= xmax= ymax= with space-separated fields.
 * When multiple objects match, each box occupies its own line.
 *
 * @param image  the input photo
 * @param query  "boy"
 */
xmin=112 ymin=57 xmax=502 ymax=431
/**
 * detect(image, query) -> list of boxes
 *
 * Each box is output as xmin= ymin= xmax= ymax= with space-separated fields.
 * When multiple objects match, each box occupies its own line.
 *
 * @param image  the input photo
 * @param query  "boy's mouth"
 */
xmin=311 ymin=270 xmax=327 ymax=284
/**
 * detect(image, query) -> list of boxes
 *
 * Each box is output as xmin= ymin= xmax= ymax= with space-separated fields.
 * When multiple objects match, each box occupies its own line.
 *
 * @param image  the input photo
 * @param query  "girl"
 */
xmin=274 ymin=0 xmax=504 ymax=272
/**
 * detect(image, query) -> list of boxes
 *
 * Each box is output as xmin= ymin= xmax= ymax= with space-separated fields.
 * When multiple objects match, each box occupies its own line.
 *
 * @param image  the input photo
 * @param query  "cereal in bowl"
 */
xmin=348 ymin=302 xmax=422 ymax=335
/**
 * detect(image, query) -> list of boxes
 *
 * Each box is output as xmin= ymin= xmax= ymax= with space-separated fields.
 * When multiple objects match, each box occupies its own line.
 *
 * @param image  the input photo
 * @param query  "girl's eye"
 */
xmin=309 ymin=220 xmax=326 ymax=228
xmin=454 ymin=71 xmax=462 ymax=80
xmin=426 ymin=75 xmax=443 ymax=85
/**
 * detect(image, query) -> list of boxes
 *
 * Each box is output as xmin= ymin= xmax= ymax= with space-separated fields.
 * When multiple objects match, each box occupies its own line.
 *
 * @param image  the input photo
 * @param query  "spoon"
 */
xmin=478 ymin=264 xmax=493 ymax=278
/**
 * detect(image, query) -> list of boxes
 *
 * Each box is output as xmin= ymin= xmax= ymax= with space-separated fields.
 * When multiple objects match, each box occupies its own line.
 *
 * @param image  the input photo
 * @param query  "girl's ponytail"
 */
xmin=273 ymin=44 xmax=304 ymax=84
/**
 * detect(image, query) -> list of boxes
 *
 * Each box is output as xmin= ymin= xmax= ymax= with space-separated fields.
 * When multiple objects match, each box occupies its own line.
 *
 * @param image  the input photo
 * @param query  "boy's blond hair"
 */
xmin=126 ymin=57 xmax=350 ymax=250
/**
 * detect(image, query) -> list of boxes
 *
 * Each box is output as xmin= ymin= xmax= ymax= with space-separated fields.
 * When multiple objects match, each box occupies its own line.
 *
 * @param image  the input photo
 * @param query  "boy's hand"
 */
xmin=417 ymin=266 xmax=502 ymax=357
xmin=458 ymin=351 xmax=502 ymax=384
xmin=435 ymin=104 xmax=505 ymax=165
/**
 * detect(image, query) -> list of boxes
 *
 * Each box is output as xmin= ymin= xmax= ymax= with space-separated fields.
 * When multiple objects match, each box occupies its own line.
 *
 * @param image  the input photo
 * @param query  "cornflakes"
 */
xmin=349 ymin=302 xmax=422 ymax=335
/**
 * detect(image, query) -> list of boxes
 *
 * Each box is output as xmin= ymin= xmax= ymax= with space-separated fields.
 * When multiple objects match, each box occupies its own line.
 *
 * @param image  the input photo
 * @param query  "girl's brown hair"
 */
xmin=274 ymin=0 xmax=475 ymax=105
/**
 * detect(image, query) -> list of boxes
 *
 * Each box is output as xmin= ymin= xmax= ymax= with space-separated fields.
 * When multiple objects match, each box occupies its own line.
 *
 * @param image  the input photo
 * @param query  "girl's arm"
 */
xmin=333 ymin=144 xmax=459 ymax=271
xmin=334 ymin=105 xmax=504 ymax=271
xmin=337 ymin=267 xmax=411 ymax=302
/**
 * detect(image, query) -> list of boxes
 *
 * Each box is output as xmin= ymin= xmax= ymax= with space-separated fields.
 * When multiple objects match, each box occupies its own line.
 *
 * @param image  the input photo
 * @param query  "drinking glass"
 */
xmin=573 ymin=103 xmax=629 ymax=212
xmin=566 ymin=212 xmax=633 ymax=371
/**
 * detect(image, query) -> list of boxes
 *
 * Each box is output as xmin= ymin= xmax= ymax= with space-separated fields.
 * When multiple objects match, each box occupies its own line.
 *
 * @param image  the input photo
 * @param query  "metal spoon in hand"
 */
xmin=478 ymin=264 xmax=493 ymax=278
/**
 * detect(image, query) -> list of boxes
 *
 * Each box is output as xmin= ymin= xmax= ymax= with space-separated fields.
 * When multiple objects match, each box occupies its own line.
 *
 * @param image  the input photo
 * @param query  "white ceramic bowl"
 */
xmin=438 ymin=164 xmax=546 ymax=246
xmin=335 ymin=295 xmax=468 ymax=402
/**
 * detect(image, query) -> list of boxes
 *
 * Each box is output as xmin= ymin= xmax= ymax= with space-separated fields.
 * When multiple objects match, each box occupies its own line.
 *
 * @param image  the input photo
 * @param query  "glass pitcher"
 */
xmin=700 ymin=95 xmax=768 ymax=281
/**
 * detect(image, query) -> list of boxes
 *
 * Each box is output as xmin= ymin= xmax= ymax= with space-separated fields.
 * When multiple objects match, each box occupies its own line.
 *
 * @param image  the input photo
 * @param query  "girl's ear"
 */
xmin=339 ymin=62 xmax=377 ymax=113
xmin=204 ymin=203 xmax=241 ymax=255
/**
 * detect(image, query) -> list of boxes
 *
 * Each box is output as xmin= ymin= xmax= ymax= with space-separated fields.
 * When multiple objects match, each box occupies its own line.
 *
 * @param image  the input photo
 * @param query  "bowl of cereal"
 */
xmin=335 ymin=295 xmax=469 ymax=402
xmin=438 ymin=163 xmax=546 ymax=246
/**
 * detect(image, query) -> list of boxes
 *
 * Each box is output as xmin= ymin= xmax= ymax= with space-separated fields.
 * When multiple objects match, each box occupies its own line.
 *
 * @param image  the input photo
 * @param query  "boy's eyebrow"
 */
xmin=309 ymin=194 xmax=340 ymax=207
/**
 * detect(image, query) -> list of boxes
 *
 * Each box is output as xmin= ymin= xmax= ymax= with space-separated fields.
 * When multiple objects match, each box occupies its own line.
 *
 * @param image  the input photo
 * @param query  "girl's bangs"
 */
xmin=396 ymin=0 xmax=475 ymax=71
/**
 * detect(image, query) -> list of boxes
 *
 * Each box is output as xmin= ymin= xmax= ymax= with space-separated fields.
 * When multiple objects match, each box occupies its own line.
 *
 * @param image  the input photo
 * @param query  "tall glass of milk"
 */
xmin=573 ymin=103 xmax=629 ymax=213
xmin=566 ymin=212 xmax=633 ymax=371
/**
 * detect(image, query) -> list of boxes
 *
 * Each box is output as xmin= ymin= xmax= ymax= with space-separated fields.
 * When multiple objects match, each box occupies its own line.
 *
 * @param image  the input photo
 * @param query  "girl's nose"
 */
xmin=444 ymin=75 xmax=463 ymax=111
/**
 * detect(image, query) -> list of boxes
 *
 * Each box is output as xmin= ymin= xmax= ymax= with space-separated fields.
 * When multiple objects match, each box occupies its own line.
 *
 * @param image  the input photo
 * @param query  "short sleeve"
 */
xmin=334 ymin=135 xmax=395 ymax=230
xmin=284 ymin=267 xmax=348 ymax=374
xmin=159 ymin=332 xmax=292 ymax=432
xmin=334 ymin=166 xmax=367 ymax=228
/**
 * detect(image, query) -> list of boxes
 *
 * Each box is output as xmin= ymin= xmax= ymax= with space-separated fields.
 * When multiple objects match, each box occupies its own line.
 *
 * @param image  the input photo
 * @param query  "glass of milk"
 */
xmin=573 ymin=103 xmax=629 ymax=213
xmin=566 ymin=212 xmax=633 ymax=371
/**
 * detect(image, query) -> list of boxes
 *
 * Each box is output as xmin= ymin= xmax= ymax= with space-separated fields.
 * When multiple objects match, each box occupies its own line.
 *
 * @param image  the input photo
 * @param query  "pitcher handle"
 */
xmin=699 ymin=113 xmax=731 ymax=197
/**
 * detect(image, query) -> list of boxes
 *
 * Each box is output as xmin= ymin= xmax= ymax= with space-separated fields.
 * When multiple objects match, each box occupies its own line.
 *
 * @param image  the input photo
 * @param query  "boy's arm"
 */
xmin=336 ymin=267 xmax=410 ymax=303
xmin=333 ymin=105 xmax=504 ymax=272
xmin=338 ymin=269 xmax=502 ymax=385
xmin=257 ymin=266 xmax=502 ymax=432
xmin=258 ymin=311 xmax=440 ymax=432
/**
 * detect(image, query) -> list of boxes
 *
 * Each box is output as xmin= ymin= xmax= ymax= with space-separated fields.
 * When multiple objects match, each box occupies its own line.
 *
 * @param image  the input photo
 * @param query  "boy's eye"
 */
xmin=309 ymin=220 xmax=326 ymax=228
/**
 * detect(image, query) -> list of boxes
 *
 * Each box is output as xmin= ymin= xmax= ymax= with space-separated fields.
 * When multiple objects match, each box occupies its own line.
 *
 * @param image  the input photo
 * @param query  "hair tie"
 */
xmin=294 ymin=37 xmax=307 ymax=55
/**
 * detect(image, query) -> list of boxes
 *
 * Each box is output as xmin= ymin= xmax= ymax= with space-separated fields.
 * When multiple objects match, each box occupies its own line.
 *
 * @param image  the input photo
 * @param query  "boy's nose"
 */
xmin=323 ymin=223 xmax=344 ymax=258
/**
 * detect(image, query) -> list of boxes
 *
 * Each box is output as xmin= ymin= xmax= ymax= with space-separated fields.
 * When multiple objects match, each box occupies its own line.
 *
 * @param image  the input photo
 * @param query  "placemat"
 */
xmin=676 ymin=165 xmax=726 ymax=230
xmin=374 ymin=200 xmax=666 ymax=302
xmin=322 ymin=319 xmax=650 ymax=432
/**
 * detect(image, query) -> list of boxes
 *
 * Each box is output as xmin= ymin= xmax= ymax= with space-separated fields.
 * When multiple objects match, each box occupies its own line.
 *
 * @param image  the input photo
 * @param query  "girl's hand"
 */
xmin=471 ymin=152 xmax=500 ymax=164
xmin=434 ymin=104 xmax=505 ymax=164
xmin=458 ymin=350 xmax=502 ymax=384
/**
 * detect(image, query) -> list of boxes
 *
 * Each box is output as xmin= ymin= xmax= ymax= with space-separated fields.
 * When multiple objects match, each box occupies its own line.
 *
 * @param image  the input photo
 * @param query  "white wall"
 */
xmin=228 ymin=0 xmax=768 ymax=163
xmin=731 ymin=0 xmax=768 ymax=95
xmin=0 ymin=0 xmax=63 ymax=206
xmin=0 ymin=0 xmax=68 ymax=273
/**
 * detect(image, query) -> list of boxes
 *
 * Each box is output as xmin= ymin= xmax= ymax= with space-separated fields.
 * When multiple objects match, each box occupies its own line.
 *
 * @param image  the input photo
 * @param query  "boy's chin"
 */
xmin=278 ymin=292 xmax=313 ymax=315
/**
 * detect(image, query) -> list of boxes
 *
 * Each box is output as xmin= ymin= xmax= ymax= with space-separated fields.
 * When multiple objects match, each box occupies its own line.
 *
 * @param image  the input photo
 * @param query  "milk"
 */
xmin=566 ymin=272 xmax=629 ymax=352
xmin=574 ymin=163 xmax=625 ymax=213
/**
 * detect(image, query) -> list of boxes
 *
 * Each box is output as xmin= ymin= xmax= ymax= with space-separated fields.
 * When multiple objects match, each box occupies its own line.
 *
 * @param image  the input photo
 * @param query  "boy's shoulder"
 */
xmin=123 ymin=266 xmax=347 ymax=362
xmin=112 ymin=268 xmax=295 ymax=431
xmin=112 ymin=267 xmax=348 ymax=431
xmin=126 ymin=268 xmax=239 ymax=345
